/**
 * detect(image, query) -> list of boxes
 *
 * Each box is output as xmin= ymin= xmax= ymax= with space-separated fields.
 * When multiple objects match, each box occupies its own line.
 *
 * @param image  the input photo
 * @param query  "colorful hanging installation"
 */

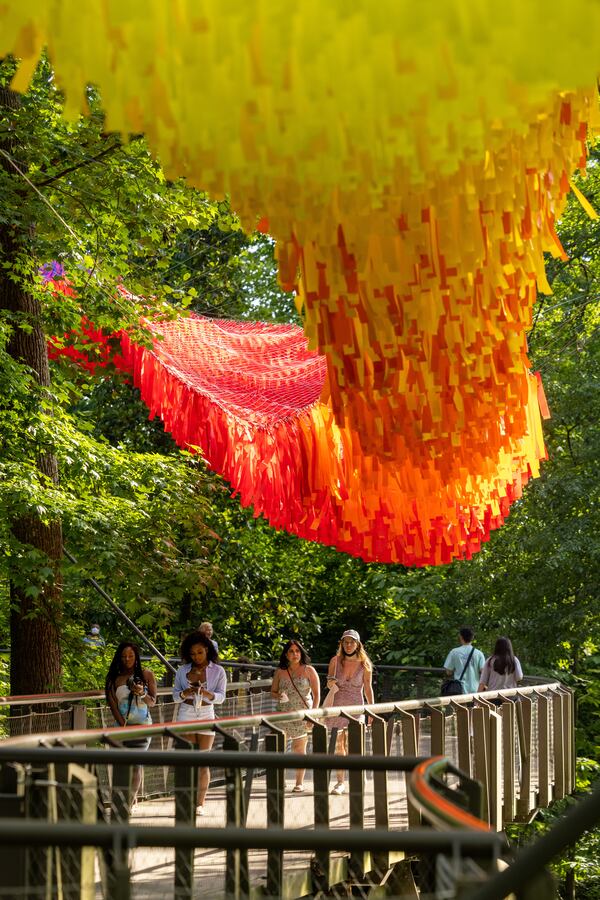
xmin=50 ymin=308 xmax=548 ymax=566
xmin=4 ymin=3 xmax=599 ymax=562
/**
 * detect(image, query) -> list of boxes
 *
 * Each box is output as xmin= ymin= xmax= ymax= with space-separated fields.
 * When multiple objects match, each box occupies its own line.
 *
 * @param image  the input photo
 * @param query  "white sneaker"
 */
xmin=196 ymin=805 xmax=205 ymax=816
xmin=292 ymin=784 xmax=305 ymax=793
xmin=331 ymin=782 xmax=345 ymax=795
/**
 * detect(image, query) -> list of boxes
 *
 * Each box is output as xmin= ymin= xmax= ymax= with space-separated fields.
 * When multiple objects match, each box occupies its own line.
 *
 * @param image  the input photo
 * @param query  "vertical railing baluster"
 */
xmin=516 ymin=696 xmax=533 ymax=819
xmin=263 ymin=723 xmax=285 ymax=899
xmin=397 ymin=708 xmax=421 ymax=827
xmin=427 ymin=703 xmax=445 ymax=756
xmin=311 ymin=719 xmax=331 ymax=894
xmin=454 ymin=702 xmax=472 ymax=777
xmin=502 ymin=701 xmax=516 ymax=823
xmin=536 ymin=693 xmax=551 ymax=809
xmin=347 ymin=715 xmax=365 ymax=882
xmin=367 ymin=709 xmax=389 ymax=879
xmin=472 ymin=705 xmax=490 ymax=823
xmin=111 ymin=760 xmax=131 ymax=825
xmin=171 ymin=734 xmax=196 ymax=900
xmin=211 ymin=724 xmax=250 ymax=898
xmin=561 ymin=689 xmax=573 ymax=795
xmin=552 ymin=689 xmax=565 ymax=800
xmin=111 ymin=832 xmax=132 ymax=900
xmin=488 ymin=707 xmax=502 ymax=831
xmin=224 ymin=754 xmax=249 ymax=898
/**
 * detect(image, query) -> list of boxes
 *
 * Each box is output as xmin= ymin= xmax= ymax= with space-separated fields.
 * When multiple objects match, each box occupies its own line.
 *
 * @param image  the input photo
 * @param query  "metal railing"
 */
xmin=0 ymin=744 xmax=506 ymax=899
xmin=0 ymin=679 xmax=578 ymax=898
xmin=1 ymin=680 xmax=573 ymax=825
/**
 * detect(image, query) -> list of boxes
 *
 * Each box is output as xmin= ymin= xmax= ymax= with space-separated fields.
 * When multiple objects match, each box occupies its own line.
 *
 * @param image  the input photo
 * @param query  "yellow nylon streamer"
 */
xmin=1 ymin=1 xmax=598 ymax=563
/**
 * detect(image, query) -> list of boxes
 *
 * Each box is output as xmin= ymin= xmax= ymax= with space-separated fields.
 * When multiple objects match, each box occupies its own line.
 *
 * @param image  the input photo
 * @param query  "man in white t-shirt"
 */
xmin=443 ymin=627 xmax=485 ymax=695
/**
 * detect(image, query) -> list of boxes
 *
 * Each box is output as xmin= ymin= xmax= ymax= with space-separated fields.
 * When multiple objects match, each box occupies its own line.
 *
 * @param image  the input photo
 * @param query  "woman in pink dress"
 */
xmin=325 ymin=629 xmax=374 ymax=795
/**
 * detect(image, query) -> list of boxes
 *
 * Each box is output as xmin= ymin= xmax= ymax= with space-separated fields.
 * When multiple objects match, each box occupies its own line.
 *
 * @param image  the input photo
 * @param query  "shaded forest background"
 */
xmin=0 ymin=59 xmax=598 ymax=748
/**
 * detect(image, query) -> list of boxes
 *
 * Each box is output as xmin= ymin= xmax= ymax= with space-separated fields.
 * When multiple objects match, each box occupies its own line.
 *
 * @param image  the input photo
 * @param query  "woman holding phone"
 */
xmin=325 ymin=629 xmax=373 ymax=795
xmin=173 ymin=631 xmax=227 ymax=815
xmin=105 ymin=641 xmax=157 ymax=807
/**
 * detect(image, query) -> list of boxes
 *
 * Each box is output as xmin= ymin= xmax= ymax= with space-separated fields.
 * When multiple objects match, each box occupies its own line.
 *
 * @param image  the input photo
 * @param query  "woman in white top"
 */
xmin=173 ymin=631 xmax=227 ymax=814
xmin=478 ymin=636 xmax=523 ymax=694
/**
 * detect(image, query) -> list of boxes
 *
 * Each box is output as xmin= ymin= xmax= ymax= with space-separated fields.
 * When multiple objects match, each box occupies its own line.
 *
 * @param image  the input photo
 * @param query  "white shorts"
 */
xmin=176 ymin=702 xmax=215 ymax=723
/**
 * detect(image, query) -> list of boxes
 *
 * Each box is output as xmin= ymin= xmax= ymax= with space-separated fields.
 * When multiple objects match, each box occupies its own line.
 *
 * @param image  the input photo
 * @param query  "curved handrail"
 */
xmin=0 ymin=681 xmax=563 ymax=748
xmin=408 ymin=756 xmax=490 ymax=832
xmin=0 ymin=679 xmax=273 ymax=707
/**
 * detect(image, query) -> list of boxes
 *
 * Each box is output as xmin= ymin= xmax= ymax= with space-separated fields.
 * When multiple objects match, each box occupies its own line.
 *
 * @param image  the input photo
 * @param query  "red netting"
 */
xmin=138 ymin=317 xmax=326 ymax=426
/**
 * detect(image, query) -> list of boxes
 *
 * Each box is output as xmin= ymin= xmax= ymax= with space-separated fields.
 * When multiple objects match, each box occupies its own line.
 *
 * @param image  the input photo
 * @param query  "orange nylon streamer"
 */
xmin=49 ymin=311 xmax=548 ymax=566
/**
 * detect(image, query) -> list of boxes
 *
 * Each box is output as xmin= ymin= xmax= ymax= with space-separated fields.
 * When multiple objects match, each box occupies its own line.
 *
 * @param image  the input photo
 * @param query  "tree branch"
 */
xmin=565 ymin=425 xmax=578 ymax=466
xmin=34 ymin=141 xmax=122 ymax=188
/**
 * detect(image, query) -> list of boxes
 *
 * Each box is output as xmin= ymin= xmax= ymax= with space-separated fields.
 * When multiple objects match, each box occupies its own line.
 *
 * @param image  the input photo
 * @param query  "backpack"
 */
xmin=440 ymin=647 xmax=475 ymax=697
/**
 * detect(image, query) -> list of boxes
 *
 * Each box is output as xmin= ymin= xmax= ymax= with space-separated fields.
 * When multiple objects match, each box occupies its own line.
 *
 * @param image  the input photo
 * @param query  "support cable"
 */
xmin=63 ymin=547 xmax=176 ymax=675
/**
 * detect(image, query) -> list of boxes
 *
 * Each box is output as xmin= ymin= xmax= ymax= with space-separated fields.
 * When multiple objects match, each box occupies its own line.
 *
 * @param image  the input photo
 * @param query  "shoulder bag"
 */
xmin=440 ymin=647 xmax=475 ymax=697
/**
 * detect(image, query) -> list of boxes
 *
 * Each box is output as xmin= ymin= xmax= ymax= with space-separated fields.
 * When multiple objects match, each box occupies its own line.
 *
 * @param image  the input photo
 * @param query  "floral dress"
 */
xmin=277 ymin=671 xmax=312 ymax=740
xmin=326 ymin=659 xmax=366 ymax=729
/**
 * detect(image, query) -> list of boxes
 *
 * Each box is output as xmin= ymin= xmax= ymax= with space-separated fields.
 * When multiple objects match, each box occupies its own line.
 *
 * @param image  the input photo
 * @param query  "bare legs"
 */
xmin=291 ymin=734 xmax=308 ymax=787
xmin=192 ymin=732 xmax=215 ymax=808
xmin=131 ymin=765 xmax=143 ymax=804
xmin=335 ymin=730 xmax=347 ymax=787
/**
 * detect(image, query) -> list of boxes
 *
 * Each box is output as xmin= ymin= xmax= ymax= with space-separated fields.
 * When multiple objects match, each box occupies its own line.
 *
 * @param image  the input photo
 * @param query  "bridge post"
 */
xmin=218 ymin=729 xmax=249 ymax=900
xmin=54 ymin=762 xmax=96 ymax=900
xmin=96 ymin=737 xmax=132 ymax=899
xmin=536 ymin=692 xmax=551 ymax=809
xmin=426 ymin=703 xmax=445 ymax=756
xmin=453 ymin=702 xmax=472 ymax=777
xmin=552 ymin=689 xmax=565 ymax=800
xmin=0 ymin=764 xmax=27 ymax=895
xmin=263 ymin=723 xmax=285 ymax=899
xmin=171 ymin=734 xmax=197 ymax=900
xmin=396 ymin=708 xmax=421 ymax=827
xmin=472 ymin=705 xmax=490 ymax=823
xmin=367 ymin=709 xmax=389 ymax=880
xmin=502 ymin=701 xmax=517 ymax=822
xmin=347 ymin=715 xmax=366 ymax=882
xmin=224 ymin=763 xmax=249 ymax=898
xmin=110 ymin=759 xmax=131 ymax=824
xmin=310 ymin=718 xmax=331 ymax=893
xmin=488 ymin=708 xmax=502 ymax=831
xmin=27 ymin=761 xmax=56 ymax=898
xmin=72 ymin=704 xmax=87 ymax=732
xmin=561 ymin=688 xmax=574 ymax=794
xmin=516 ymin=696 xmax=533 ymax=820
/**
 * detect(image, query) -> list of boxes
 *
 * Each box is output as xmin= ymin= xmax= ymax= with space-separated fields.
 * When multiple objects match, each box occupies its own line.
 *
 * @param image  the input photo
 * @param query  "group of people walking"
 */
xmin=270 ymin=629 xmax=373 ymax=795
xmin=105 ymin=627 xmax=225 ymax=813
xmin=104 ymin=624 xmax=522 ymax=811
xmin=443 ymin=627 xmax=523 ymax=697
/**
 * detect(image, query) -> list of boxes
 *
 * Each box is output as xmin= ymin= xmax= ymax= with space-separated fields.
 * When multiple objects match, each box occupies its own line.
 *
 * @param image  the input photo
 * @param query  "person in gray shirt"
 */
xmin=478 ymin=636 xmax=523 ymax=692
xmin=443 ymin=627 xmax=485 ymax=695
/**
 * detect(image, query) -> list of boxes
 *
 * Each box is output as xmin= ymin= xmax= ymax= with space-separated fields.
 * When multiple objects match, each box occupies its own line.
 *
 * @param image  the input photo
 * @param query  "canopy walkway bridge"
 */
xmin=0 ymin=664 xmax=593 ymax=900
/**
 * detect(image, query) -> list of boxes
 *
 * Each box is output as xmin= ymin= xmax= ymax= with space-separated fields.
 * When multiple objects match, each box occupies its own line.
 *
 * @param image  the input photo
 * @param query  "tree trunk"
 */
xmin=0 ymin=80 xmax=63 ymax=695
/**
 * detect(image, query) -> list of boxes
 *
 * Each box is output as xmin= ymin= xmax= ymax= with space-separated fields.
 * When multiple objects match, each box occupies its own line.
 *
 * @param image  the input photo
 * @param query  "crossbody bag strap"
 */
xmin=124 ymin=690 xmax=135 ymax=724
xmin=458 ymin=647 xmax=476 ymax=682
xmin=287 ymin=669 xmax=310 ymax=708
